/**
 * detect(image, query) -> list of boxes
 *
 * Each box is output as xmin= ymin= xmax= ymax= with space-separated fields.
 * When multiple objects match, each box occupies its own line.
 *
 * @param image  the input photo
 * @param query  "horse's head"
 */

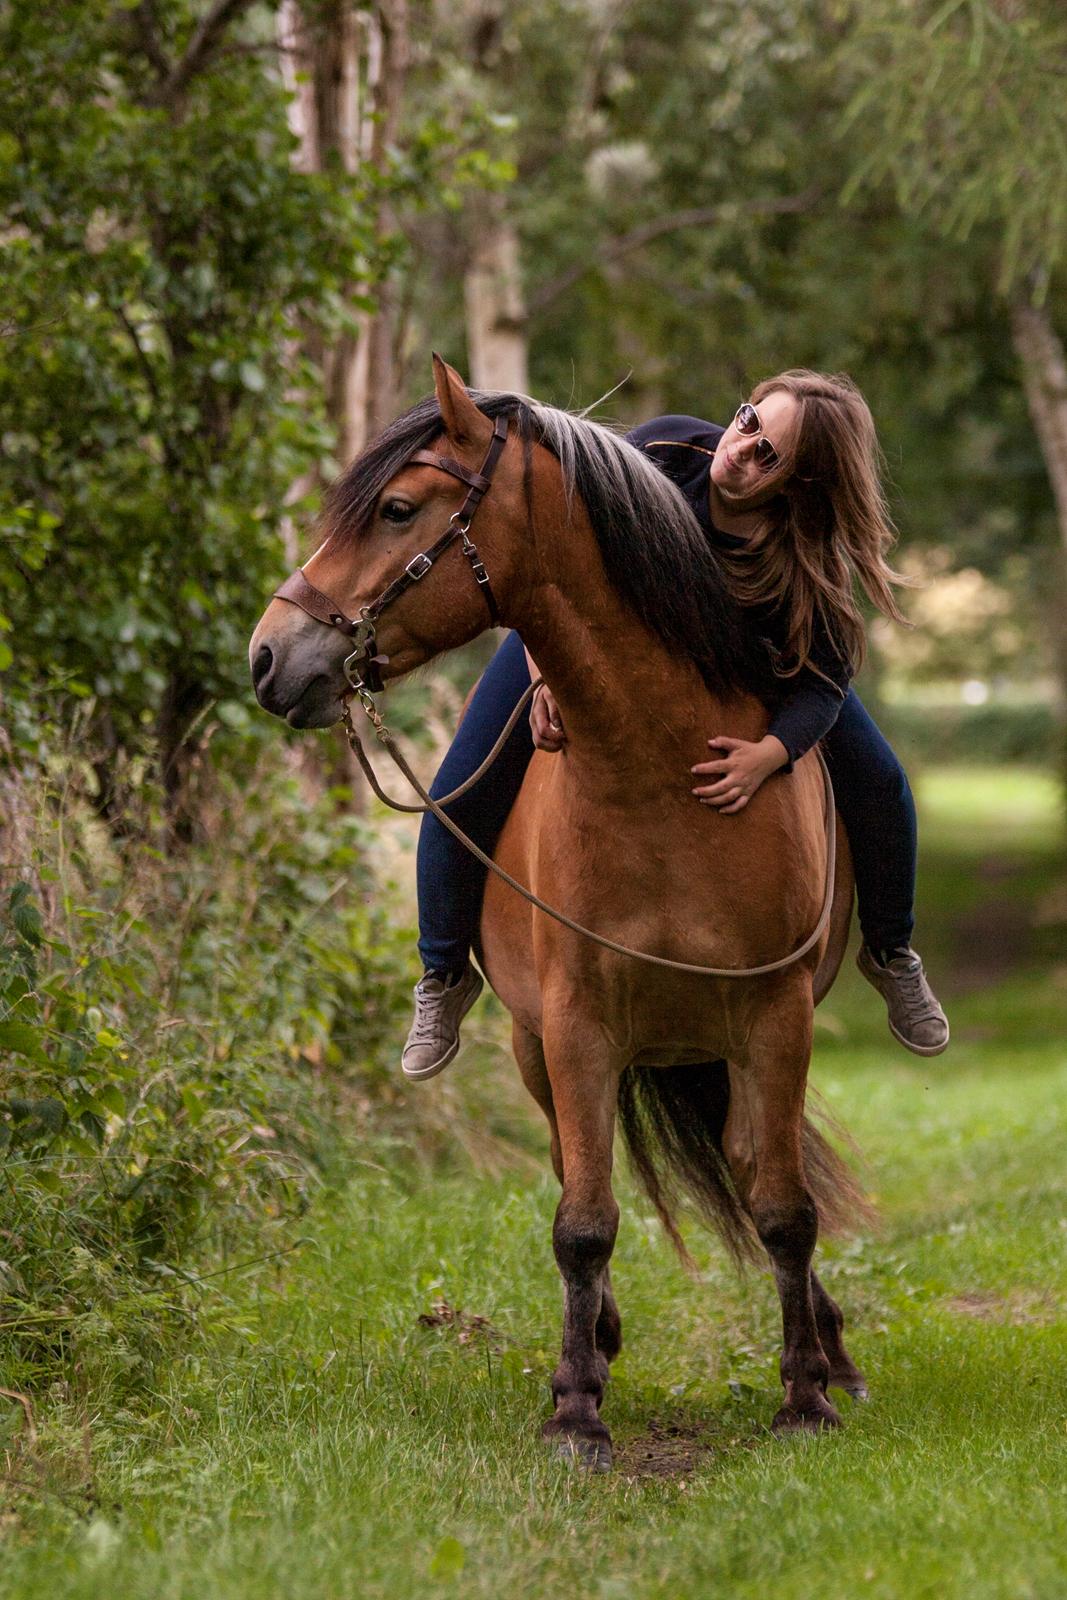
xmin=249 ymin=356 xmax=528 ymax=727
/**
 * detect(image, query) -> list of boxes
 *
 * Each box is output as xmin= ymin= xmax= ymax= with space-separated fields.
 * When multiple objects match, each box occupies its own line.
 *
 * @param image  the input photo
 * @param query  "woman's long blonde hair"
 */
xmin=718 ymin=369 xmax=909 ymax=681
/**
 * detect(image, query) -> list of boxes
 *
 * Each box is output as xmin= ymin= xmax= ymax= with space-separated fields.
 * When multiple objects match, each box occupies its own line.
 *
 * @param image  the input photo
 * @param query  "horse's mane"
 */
xmin=323 ymin=390 xmax=773 ymax=703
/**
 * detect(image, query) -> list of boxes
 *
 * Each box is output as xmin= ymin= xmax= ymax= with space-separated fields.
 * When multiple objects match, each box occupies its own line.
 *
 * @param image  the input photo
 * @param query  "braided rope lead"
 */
xmin=343 ymin=685 xmax=836 ymax=980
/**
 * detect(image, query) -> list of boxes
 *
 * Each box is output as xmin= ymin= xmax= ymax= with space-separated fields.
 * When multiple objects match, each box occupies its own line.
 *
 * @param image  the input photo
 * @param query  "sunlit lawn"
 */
xmin=2 ymin=766 xmax=1065 ymax=1600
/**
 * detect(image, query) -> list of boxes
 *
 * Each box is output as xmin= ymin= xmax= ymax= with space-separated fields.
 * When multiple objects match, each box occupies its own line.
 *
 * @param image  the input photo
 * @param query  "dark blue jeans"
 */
xmin=416 ymin=630 xmax=916 ymax=973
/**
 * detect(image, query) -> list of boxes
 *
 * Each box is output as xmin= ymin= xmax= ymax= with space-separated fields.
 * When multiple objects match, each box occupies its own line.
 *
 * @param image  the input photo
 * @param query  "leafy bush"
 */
xmin=878 ymin=700 xmax=1060 ymax=767
xmin=0 ymin=738 xmax=419 ymax=1404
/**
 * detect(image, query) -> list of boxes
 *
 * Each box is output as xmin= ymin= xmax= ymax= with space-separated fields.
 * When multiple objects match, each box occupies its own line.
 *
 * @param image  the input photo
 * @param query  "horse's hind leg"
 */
xmin=724 ymin=1065 xmax=865 ymax=1406
xmin=538 ymin=1010 xmax=621 ymax=1471
xmin=810 ymin=1269 xmax=867 ymax=1400
xmin=512 ymin=1020 xmax=622 ymax=1366
xmin=737 ymin=1004 xmax=840 ymax=1434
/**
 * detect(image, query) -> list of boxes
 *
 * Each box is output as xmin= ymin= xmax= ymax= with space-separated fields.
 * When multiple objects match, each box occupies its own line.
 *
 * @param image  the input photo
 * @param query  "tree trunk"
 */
xmin=278 ymin=0 xmax=361 ymax=459
xmin=157 ymin=664 xmax=212 ymax=845
xmin=280 ymin=0 xmax=408 ymax=459
xmin=463 ymin=193 xmax=529 ymax=393
xmin=1009 ymin=295 xmax=1067 ymax=783
xmin=278 ymin=0 xmax=412 ymax=806
xmin=1010 ymin=297 xmax=1067 ymax=570
xmin=351 ymin=0 xmax=409 ymax=452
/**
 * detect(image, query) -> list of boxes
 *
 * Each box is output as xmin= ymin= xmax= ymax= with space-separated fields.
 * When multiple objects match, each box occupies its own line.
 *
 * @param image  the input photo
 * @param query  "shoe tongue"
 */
xmin=887 ymin=953 xmax=920 ymax=974
xmin=420 ymin=976 xmax=447 ymax=995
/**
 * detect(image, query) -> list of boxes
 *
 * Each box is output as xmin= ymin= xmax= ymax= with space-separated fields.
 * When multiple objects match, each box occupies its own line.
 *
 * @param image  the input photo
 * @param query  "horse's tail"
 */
xmin=616 ymin=1060 xmax=869 ymax=1272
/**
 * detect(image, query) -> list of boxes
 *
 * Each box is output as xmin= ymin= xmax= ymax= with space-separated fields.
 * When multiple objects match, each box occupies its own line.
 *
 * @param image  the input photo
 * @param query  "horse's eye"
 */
xmin=380 ymin=498 xmax=416 ymax=524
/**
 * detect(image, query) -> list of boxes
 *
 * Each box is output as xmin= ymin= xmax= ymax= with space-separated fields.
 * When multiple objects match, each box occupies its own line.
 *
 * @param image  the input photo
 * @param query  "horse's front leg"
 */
xmin=512 ymin=1020 xmax=623 ymax=1368
xmin=540 ymin=1007 xmax=622 ymax=1472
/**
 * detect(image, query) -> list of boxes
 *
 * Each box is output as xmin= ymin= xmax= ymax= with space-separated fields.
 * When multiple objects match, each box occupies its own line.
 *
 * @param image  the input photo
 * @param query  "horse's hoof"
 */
xmin=828 ymin=1368 xmax=869 ymax=1401
xmin=771 ymin=1397 xmax=841 ymax=1435
xmin=551 ymin=1433 xmax=613 ymax=1473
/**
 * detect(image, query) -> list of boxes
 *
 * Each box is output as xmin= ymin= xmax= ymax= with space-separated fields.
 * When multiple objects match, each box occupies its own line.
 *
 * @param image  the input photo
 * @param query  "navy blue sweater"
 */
xmin=626 ymin=414 xmax=851 ymax=765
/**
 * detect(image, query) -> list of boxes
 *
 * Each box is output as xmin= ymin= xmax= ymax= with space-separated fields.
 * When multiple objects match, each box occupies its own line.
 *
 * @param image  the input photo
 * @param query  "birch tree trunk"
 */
xmin=1010 ymin=297 xmax=1067 ymax=570
xmin=464 ymin=192 xmax=529 ymax=393
xmin=278 ymin=0 xmax=362 ymax=460
xmin=350 ymin=0 xmax=410 ymax=452
xmin=1009 ymin=295 xmax=1067 ymax=772
xmin=277 ymin=0 xmax=381 ymax=806
xmin=278 ymin=0 xmax=410 ymax=458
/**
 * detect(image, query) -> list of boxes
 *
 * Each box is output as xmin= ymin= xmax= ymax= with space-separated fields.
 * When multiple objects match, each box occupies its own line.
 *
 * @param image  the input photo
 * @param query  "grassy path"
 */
xmin=3 ymin=769 xmax=1066 ymax=1599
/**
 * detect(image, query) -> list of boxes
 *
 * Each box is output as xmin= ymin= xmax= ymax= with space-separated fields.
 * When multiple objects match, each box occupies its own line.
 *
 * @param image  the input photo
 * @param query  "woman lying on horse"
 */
xmin=403 ymin=368 xmax=949 ymax=1082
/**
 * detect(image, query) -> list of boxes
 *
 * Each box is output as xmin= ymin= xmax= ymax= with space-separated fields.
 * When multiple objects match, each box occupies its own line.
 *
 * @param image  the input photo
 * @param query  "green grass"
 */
xmin=2 ymin=766 xmax=1066 ymax=1599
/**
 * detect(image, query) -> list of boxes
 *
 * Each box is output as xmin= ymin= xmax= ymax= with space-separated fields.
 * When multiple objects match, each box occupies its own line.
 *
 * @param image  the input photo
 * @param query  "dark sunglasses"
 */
xmin=733 ymin=402 xmax=782 ymax=474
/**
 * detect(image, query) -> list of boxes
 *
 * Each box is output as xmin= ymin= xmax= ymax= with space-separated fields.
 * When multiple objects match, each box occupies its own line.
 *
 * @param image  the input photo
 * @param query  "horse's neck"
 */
xmin=509 ymin=504 xmax=764 ymax=783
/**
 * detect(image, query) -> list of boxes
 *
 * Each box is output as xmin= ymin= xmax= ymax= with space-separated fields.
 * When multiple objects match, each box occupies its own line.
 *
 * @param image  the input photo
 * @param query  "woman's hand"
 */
xmin=530 ymin=682 xmax=567 ymax=752
xmin=691 ymin=734 xmax=788 ymax=814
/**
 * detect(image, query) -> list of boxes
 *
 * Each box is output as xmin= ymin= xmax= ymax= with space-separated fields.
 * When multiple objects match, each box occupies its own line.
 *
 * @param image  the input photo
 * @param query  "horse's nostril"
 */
xmin=251 ymin=643 xmax=274 ymax=691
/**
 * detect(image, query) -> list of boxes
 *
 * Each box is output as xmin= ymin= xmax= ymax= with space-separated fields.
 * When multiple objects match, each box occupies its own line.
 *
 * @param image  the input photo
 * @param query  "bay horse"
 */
xmin=250 ymin=356 xmax=867 ymax=1469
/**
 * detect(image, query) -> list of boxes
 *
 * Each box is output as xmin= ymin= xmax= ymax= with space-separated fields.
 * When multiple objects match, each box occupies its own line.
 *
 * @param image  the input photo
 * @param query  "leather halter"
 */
xmin=273 ymin=413 xmax=509 ymax=694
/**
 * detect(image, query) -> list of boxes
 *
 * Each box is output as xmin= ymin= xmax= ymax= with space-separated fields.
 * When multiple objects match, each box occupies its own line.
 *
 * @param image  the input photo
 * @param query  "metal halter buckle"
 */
xmin=465 ymin=550 xmax=490 ymax=586
xmin=404 ymin=551 xmax=433 ymax=581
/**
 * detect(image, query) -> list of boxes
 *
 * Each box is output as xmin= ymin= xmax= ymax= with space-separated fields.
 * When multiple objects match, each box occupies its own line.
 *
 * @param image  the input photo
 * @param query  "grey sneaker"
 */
xmin=401 ymin=964 xmax=484 ymax=1082
xmin=857 ymin=945 xmax=949 ymax=1057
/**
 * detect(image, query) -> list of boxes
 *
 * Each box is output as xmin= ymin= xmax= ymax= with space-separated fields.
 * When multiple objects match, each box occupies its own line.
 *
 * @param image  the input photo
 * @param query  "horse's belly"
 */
xmin=631 ymin=1045 xmax=721 ymax=1067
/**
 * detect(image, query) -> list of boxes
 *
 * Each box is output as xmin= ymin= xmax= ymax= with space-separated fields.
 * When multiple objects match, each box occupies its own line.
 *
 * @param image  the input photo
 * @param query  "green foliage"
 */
xmin=0 ymin=2 xmax=356 ymax=763
xmin=414 ymin=3 xmax=1055 ymax=550
xmin=0 ymin=744 xmax=419 ymax=1403
xmin=0 ymin=0 xmax=497 ymax=792
xmin=841 ymin=0 xmax=1067 ymax=294
xmin=880 ymin=698 xmax=1060 ymax=766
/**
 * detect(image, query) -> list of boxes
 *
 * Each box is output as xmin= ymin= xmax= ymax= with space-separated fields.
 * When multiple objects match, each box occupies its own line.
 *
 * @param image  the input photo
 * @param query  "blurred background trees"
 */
xmin=3 ymin=0 xmax=1064 ymax=821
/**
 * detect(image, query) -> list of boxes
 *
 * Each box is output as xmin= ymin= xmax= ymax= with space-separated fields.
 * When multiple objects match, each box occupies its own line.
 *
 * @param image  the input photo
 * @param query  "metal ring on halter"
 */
xmin=343 ymin=633 xmax=378 ymax=691
xmin=343 ymin=649 xmax=366 ymax=689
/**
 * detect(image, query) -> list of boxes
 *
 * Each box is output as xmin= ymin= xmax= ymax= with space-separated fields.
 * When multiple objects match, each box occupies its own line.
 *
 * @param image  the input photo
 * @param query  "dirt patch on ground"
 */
xmin=615 ymin=1416 xmax=720 ymax=1480
xmin=416 ymin=1298 xmax=504 ymax=1349
xmin=945 ymin=1289 xmax=1061 ymax=1327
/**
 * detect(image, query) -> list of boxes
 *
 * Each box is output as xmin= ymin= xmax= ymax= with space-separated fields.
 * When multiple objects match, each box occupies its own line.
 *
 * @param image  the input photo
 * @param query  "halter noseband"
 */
xmin=272 ymin=412 xmax=509 ymax=696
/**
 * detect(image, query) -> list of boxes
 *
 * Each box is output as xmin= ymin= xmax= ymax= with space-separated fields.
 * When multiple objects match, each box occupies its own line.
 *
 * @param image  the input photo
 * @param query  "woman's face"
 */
xmin=710 ymin=389 xmax=800 ymax=509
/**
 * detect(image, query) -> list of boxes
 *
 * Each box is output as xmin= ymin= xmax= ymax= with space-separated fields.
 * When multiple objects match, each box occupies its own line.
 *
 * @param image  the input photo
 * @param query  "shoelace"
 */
xmin=889 ymin=962 xmax=940 ymax=1020
xmin=411 ymin=985 xmax=449 ymax=1041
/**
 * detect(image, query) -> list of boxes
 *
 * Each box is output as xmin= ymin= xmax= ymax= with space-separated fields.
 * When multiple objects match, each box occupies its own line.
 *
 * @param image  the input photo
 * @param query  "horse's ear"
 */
xmin=432 ymin=352 xmax=491 ymax=448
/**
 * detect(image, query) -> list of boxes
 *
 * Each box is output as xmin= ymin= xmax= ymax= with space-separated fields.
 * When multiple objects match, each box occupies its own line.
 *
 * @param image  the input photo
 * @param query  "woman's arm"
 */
xmin=692 ymin=623 xmax=852 ymax=811
xmin=765 ymin=673 xmax=848 ymax=768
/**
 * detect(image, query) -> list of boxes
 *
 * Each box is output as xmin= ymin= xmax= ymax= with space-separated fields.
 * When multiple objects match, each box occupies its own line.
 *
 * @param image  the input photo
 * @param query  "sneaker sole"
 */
xmin=401 ymin=972 xmax=484 ymax=1082
xmin=886 ymin=1018 xmax=950 ymax=1058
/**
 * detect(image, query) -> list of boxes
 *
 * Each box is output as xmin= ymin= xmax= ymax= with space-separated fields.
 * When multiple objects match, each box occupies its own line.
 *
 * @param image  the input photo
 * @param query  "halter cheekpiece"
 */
xmin=273 ymin=411 xmax=509 ymax=695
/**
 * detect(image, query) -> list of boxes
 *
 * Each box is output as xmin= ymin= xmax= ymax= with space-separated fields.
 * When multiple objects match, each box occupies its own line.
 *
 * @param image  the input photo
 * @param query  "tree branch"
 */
xmin=112 ymin=304 xmax=162 ymax=406
xmin=527 ymin=187 xmax=823 ymax=317
xmin=155 ymin=0 xmax=259 ymax=107
xmin=128 ymin=0 xmax=173 ymax=84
